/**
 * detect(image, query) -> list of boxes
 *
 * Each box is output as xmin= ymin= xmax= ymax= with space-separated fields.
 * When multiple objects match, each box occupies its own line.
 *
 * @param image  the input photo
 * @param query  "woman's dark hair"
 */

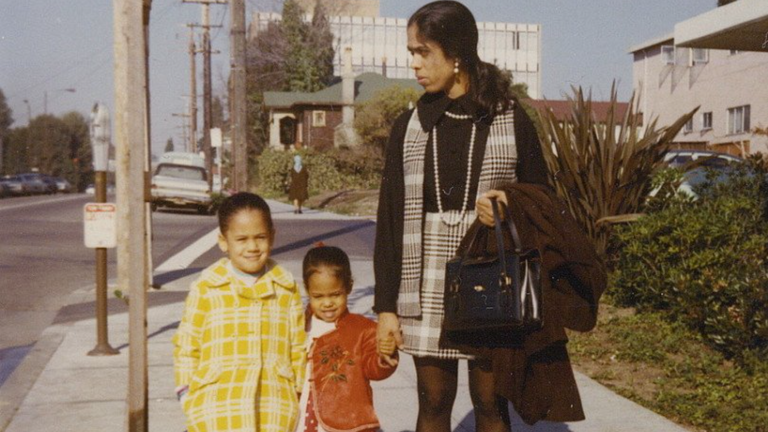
xmin=408 ymin=0 xmax=512 ymax=117
xmin=217 ymin=192 xmax=274 ymax=234
xmin=303 ymin=245 xmax=353 ymax=294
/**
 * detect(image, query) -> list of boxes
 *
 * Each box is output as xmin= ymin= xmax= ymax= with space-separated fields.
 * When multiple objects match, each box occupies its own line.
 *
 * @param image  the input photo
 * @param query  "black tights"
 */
xmin=414 ymin=356 xmax=511 ymax=432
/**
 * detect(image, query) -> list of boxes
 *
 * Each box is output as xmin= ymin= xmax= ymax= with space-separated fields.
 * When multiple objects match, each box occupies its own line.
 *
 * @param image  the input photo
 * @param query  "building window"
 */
xmin=683 ymin=118 xmax=693 ymax=133
xmin=312 ymin=111 xmax=326 ymax=128
xmin=702 ymin=112 xmax=712 ymax=130
xmin=692 ymin=48 xmax=708 ymax=64
xmin=727 ymin=105 xmax=750 ymax=135
xmin=661 ymin=45 xmax=675 ymax=65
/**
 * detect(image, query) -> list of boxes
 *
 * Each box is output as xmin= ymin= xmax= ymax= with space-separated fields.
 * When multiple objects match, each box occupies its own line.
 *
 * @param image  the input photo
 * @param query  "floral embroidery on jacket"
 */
xmin=319 ymin=345 xmax=355 ymax=386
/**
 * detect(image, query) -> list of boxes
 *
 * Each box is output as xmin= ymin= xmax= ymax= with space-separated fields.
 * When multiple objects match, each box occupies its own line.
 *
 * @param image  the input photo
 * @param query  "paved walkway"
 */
xmin=0 ymin=201 xmax=690 ymax=432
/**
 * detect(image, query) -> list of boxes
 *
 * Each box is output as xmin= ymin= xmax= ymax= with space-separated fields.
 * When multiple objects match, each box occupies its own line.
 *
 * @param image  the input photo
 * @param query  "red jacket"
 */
xmin=308 ymin=312 xmax=397 ymax=432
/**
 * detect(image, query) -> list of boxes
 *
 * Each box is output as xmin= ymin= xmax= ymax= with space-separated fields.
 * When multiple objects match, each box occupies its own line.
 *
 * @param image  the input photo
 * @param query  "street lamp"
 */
xmin=44 ymin=88 xmax=76 ymax=115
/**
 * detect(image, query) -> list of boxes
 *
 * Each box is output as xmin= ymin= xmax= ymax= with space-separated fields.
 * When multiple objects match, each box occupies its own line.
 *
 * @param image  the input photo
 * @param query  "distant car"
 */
xmin=0 ymin=176 xmax=25 ymax=196
xmin=151 ymin=163 xmax=212 ymax=214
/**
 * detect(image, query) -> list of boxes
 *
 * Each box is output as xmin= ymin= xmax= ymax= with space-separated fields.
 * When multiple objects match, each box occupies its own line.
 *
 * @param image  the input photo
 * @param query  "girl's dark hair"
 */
xmin=217 ymin=192 xmax=274 ymax=234
xmin=302 ymin=245 xmax=353 ymax=294
xmin=408 ymin=0 xmax=512 ymax=118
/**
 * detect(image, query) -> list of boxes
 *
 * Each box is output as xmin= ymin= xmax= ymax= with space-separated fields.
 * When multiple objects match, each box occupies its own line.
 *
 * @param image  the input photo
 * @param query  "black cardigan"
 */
xmin=373 ymin=92 xmax=549 ymax=313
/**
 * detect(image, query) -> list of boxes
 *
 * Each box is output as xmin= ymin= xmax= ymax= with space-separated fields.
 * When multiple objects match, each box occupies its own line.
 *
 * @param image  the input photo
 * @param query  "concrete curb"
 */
xmin=0 ymin=285 xmax=93 ymax=432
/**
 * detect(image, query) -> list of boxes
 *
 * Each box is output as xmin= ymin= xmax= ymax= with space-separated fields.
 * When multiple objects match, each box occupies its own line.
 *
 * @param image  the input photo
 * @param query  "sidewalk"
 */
xmin=0 ymin=202 xmax=691 ymax=432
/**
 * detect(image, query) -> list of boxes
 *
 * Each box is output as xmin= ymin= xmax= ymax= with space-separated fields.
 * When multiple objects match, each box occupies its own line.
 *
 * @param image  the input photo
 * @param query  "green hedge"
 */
xmin=255 ymin=147 xmax=383 ymax=198
xmin=612 ymin=159 xmax=768 ymax=361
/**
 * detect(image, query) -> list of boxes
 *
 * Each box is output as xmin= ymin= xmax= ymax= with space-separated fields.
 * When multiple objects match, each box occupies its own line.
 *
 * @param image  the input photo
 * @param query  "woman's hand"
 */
xmin=476 ymin=190 xmax=508 ymax=227
xmin=377 ymin=312 xmax=402 ymax=367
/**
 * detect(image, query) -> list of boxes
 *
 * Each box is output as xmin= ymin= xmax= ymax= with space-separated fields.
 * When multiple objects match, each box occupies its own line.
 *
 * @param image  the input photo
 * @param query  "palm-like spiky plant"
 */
xmin=536 ymin=85 xmax=697 ymax=258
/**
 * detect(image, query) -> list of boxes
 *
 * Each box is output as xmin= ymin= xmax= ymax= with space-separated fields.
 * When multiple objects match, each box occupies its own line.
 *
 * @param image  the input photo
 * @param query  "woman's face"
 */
xmin=407 ymin=24 xmax=467 ymax=98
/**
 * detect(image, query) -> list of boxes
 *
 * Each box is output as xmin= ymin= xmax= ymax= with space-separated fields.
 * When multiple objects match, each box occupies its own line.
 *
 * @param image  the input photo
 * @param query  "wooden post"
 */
xmin=114 ymin=0 xmax=149 ymax=430
xmin=202 ymin=3 xmax=213 ymax=190
xmin=189 ymin=29 xmax=198 ymax=153
xmin=230 ymin=0 xmax=247 ymax=191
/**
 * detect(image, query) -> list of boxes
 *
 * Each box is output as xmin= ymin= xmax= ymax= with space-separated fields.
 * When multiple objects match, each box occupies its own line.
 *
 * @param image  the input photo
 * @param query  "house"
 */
xmin=629 ymin=0 xmax=768 ymax=155
xmin=263 ymin=67 xmax=421 ymax=150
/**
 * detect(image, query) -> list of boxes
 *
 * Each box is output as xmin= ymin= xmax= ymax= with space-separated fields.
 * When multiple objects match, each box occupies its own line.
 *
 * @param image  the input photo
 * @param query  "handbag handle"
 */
xmin=490 ymin=196 xmax=522 ymax=255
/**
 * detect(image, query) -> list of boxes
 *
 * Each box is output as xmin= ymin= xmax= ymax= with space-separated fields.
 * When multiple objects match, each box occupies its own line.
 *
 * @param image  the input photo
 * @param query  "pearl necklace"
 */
xmin=432 ymin=111 xmax=475 ymax=226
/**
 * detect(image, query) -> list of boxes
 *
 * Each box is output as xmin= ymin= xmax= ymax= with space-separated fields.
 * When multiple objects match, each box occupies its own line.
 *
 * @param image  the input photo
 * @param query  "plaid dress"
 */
xmin=399 ymin=106 xmax=518 ymax=359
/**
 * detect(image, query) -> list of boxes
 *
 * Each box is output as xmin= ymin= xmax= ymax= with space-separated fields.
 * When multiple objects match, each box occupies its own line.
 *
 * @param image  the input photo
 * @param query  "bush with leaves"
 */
xmin=256 ymin=147 xmax=383 ymax=198
xmin=354 ymin=85 xmax=421 ymax=152
xmin=536 ymin=85 xmax=696 ymax=258
xmin=612 ymin=158 xmax=768 ymax=360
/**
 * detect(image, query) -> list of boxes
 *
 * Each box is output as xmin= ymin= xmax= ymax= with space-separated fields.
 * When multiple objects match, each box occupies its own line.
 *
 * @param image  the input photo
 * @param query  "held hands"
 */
xmin=475 ymin=190 xmax=509 ymax=227
xmin=377 ymin=312 xmax=402 ymax=367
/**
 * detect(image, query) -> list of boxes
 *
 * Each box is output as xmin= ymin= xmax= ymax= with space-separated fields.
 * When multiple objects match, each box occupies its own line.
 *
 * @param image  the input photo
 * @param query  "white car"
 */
xmin=150 ymin=163 xmax=212 ymax=214
xmin=662 ymin=150 xmax=745 ymax=198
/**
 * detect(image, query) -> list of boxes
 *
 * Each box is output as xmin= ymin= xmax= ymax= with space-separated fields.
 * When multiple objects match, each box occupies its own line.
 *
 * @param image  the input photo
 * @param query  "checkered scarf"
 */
xmin=398 ymin=104 xmax=519 ymax=317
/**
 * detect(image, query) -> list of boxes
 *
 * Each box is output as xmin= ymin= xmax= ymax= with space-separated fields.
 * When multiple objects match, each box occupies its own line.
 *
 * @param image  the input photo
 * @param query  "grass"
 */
xmin=568 ymin=303 xmax=768 ymax=432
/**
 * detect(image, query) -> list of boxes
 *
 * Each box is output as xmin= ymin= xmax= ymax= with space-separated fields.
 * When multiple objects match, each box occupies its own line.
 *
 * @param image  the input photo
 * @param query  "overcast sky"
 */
xmin=0 ymin=0 xmax=715 ymax=155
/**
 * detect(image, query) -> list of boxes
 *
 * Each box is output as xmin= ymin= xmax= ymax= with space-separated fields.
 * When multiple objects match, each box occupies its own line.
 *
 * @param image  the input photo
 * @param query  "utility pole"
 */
xmin=114 ymin=0 xmax=149 ymax=431
xmin=183 ymin=0 xmax=226 ymax=190
xmin=188 ymin=28 xmax=198 ymax=153
xmin=230 ymin=0 xmax=247 ymax=191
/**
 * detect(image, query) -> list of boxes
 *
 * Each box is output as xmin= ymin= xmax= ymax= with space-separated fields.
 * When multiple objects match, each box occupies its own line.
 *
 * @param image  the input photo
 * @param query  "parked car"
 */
xmin=85 ymin=183 xmax=115 ymax=195
xmin=151 ymin=162 xmax=212 ymax=214
xmin=0 ymin=176 xmax=25 ymax=196
xmin=13 ymin=174 xmax=47 ymax=195
xmin=0 ymin=181 xmax=10 ymax=198
xmin=662 ymin=150 xmax=745 ymax=198
xmin=40 ymin=175 xmax=59 ymax=194
xmin=51 ymin=177 xmax=73 ymax=193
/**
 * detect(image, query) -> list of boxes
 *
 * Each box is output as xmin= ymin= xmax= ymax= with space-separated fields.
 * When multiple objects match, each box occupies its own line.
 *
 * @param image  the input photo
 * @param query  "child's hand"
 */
xmin=377 ymin=334 xmax=398 ymax=367
xmin=378 ymin=335 xmax=396 ymax=357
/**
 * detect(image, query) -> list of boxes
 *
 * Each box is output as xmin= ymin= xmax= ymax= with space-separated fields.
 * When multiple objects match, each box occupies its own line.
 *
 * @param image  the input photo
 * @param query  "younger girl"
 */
xmin=298 ymin=245 xmax=397 ymax=432
xmin=173 ymin=192 xmax=306 ymax=432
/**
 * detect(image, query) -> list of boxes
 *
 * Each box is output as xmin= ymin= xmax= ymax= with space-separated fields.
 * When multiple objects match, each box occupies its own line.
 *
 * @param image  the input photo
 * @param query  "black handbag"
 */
xmin=443 ymin=198 xmax=543 ymax=343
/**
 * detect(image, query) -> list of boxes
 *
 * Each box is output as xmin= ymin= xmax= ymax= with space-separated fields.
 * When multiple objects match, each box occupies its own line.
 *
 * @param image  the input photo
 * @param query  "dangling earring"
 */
xmin=453 ymin=60 xmax=460 ymax=75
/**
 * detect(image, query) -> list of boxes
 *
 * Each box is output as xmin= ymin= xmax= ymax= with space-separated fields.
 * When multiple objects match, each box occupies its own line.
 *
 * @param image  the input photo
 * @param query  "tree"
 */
xmin=165 ymin=138 xmax=174 ymax=153
xmin=354 ymin=85 xmax=422 ymax=152
xmin=0 ymin=88 xmax=13 ymax=174
xmin=245 ymin=0 xmax=335 ymax=152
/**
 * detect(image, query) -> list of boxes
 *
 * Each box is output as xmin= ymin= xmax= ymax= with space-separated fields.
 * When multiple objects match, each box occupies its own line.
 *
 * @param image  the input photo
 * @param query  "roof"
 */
xmin=263 ymin=72 xmax=423 ymax=109
xmin=675 ymin=0 xmax=768 ymax=52
xmin=524 ymin=99 xmax=631 ymax=125
xmin=628 ymin=33 xmax=675 ymax=54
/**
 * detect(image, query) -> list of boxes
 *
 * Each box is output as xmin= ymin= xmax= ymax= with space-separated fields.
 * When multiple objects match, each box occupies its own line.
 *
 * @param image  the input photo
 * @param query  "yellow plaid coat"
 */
xmin=173 ymin=258 xmax=306 ymax=432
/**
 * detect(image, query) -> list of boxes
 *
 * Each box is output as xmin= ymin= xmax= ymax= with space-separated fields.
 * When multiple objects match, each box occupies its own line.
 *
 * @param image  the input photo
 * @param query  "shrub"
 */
xmin=354 ymin=85 xmax=421 ymax=151
xmin=612 ymin=160 xmax=768 ymax=360
xmin=255 ymin=146 xmax=384 ymax=197
xmin=536 ymin=85 xmax=696 ymax=258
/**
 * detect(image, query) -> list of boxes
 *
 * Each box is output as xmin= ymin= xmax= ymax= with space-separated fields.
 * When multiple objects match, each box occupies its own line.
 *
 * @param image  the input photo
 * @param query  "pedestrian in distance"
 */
xmin=374 ymin=1 xmax=555 ymax=431
xmin=289 ymin=154 xmax=309 ymax=214
xmin=297 ymin=244 xmax=398 ymax=432
xmin=173 ymin=192 xmax=306 ymax=432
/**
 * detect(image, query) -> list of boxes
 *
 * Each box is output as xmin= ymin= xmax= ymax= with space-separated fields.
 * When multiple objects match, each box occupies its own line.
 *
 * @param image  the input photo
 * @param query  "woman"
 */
xmin=373 ymin=1 xmax=549 ymax=430
xmin=289 ymin=154 xmax=309 ymax=214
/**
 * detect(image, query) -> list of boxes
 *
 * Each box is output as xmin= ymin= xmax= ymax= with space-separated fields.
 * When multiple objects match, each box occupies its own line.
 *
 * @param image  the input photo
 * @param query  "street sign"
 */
xmin=211 ymin=127 xmax=222 ymax=148
xmin=84 ymin=203 xmax=117 ymax=248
